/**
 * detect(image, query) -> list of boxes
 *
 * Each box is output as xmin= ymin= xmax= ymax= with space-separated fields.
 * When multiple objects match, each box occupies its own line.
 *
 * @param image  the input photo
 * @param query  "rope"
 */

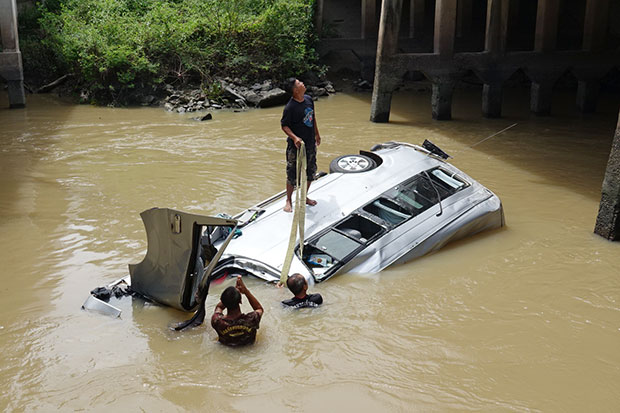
xmin=280 ymin=141 xmax=307 ymax=284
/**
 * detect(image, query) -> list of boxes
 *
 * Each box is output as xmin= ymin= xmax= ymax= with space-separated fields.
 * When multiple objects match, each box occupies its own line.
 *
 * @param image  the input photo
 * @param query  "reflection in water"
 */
xmin=0 ymin=90 xmax=619 ymax=411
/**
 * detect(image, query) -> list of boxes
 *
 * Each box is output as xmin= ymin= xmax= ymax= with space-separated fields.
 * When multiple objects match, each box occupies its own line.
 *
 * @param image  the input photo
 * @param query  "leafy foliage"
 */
xmin=20 ymin=0 xmax=319 ymax=104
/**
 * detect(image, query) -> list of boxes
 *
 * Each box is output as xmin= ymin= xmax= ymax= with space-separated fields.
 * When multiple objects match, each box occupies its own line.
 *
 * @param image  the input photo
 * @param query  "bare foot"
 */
xmin=283 ymin=201 xmax=292 ymax=212
xmin=306 ymin=198 xmax=317 ymax=206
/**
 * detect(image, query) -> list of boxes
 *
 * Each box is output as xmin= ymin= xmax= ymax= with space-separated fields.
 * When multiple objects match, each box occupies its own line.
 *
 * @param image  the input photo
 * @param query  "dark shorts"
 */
xmin=286 ymin=145 xmax=317 ymax=186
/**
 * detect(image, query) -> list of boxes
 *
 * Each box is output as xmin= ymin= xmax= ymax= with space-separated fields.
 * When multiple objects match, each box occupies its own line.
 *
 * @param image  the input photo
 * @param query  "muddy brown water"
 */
xmin=1 ymin=88 xmax=619 ymax=411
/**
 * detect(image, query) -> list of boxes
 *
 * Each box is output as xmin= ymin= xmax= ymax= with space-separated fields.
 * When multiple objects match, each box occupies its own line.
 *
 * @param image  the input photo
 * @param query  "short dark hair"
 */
xmin=221 ymin=286 xmax=241 ymax=309
xmin=284 ymin=77 xmax=297 ymax=94
xmin=286 ymin=273 xmax=307 ymax=295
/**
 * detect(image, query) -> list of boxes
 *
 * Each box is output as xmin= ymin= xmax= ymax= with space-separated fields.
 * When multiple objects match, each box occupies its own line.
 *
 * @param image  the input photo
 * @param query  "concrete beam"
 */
xmin=370 ymin=0 xmax=403 ymax=123
xmin=583 ymin=0 xmax=610 ymax=52
xmin=534 ymin=0 xmax=560 ymax=52
xmin=595 ymin=110 xmax=620 ymax=240
xmin=434 ymin=0 xmax=457 ymax=56
xmin=361 ymin=0 xmax=377 ymax=39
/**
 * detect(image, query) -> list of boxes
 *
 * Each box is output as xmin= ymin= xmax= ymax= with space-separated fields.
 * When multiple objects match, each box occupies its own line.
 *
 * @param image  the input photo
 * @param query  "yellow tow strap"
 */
xmin=280 ymin=141 xmax=307 ymax=284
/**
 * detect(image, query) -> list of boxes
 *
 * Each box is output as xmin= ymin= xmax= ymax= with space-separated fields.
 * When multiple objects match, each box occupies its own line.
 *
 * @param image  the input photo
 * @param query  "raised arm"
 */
xmin=235 ymin=276 xmax=263 ymax=316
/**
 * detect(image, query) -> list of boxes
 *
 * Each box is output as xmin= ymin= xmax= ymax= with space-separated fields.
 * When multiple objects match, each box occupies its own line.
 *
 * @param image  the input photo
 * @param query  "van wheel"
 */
xmin=329 ymin=154 xmax=377 ymax=173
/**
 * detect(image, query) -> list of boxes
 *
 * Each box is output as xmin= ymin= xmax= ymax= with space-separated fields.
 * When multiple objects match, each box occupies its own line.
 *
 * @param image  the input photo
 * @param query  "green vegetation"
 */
xmin=20 ymin=0 xmax=320 ymax=104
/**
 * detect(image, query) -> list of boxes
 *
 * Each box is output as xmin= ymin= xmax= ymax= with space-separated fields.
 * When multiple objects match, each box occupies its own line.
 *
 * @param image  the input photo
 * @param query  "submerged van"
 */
xmin=84 ymin=141 xmax=504 ymax=316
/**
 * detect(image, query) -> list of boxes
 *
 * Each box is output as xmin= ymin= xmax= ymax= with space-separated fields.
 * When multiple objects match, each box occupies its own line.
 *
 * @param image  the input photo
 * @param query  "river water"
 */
xmin=1 ymin=87 xmax=619 ymax=411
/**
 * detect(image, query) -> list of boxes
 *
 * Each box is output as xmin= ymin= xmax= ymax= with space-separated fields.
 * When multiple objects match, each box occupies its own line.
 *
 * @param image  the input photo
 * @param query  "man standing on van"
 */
xmin=281 ymin=78 xmax=321 ymax=212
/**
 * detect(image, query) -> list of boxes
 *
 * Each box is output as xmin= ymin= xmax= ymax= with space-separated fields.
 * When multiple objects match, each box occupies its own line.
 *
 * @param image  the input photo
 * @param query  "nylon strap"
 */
xmin=280 ymin=142 xmax=307 ymax=284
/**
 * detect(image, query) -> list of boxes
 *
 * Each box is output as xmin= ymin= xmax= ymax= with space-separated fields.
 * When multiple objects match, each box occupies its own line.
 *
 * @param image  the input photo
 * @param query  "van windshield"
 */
xmin=386 ymin=169 xmax=467 ymax=217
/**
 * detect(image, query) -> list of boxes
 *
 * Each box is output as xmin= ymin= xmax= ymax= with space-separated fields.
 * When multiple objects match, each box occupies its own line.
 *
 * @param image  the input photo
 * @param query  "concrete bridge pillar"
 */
xmin=482 ymin=83 xmax=503 ymax=118
xmin=481 ymin=0 xmax=509 ymax=118
xmin=530 ymin=81 xmax=554 ymax=115
xmin=574 ymin=0 xmax=610 ymax=113
xmin=431 ymin=0 xmax=457 ymax=120
xmin=431 ymin=78 xmax=456 ymax=120
xmin=528 ymin=0 xmax=560 ymax=116
xmin=0 ymin=0 xmax=25 ymax=108
xmin=409 ymin=0 xmax=425 ymax=38
xmin=370 ymin=0 xmax=403 ymax=123
xmin=361 ymin=0 xmax=377 ymax=39
xmin=595 ymin=110 xmax=620 ymax=241
xmin=582 ymin=0 xmax=609 ymax=52
xmin=534 ymin=0 xmax=560 ymax=53
xmin=434 ymin=0 xmax=457 ymax=57
xmin=576 ymin=80 xmax=599 ymax=113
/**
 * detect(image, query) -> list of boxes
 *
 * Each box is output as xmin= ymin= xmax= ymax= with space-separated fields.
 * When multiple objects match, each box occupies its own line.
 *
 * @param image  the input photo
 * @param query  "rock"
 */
xmin=199 ymin=113 xmax=212 ymax=121
xmin=211 ymin=103 xmax=222 ymax=109
xmin=79 ymin=90 xmax=90 ymax=104
xmin=308 ymin=86 xmax=328 ymax=97
xmin=256 ymin=87 xmax=288 ymax=108
xmin=325 ymin=83 xmax=336 ymax=93
xmin=164 ymin=102 xmax=174 ymax=111
xmin=223 ymin=86 xmax=246 ymax=104
xmin=240 ymin=90 xmax=261 ymax=107
xmin=260 ymin=80 xmax=272 ymax=91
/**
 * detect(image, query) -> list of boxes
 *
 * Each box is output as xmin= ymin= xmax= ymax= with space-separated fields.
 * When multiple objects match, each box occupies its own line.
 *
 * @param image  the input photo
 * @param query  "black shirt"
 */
xmin=281 ymin=95 xmax=316 ymax=150
xmin=282 ymin=293 xmax=323 ymax=309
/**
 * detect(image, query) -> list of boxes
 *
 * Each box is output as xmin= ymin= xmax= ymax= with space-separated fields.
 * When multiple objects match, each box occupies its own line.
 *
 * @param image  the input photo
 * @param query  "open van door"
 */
xmin=128 ymin=208 xmax=237 ymax=311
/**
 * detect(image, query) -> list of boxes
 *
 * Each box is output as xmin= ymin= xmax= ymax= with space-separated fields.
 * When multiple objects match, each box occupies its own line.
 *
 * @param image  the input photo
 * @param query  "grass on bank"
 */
xmin=19 ymin=0 xmax=321 ymax=105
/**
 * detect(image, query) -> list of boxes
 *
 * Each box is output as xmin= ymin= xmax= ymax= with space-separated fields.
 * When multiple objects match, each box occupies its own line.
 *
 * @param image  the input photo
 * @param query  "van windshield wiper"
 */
xmin=423 ymin=170 xmax=443 ymax=216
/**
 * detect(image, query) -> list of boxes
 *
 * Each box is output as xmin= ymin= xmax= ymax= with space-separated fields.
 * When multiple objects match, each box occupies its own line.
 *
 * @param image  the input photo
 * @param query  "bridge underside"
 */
xmin=317 ymin=0 xmax=618 ymax=121
xmin=317 ymin=0 xmax=620 ymax=240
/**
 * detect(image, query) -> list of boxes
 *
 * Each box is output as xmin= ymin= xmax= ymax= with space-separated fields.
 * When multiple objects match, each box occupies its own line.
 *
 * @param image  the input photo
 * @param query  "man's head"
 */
xmin=221 ymin=286 xmax=241 ymax=310
xmin=286 ymin=273 xmax=308 ymax=296
xmin=284 ymin=77 xmax=305 ymax=96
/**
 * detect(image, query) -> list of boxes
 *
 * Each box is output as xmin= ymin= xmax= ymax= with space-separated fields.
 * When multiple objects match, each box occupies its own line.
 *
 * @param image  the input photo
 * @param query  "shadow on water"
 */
xmin=345 ymin=85 xmax=620 ymax=202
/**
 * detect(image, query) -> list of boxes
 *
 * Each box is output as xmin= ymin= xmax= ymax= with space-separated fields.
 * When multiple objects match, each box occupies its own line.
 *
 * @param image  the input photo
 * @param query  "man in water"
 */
xmin=211 ymin=276 xmax=264 ymax=346
xmin=282 ymin=273 xmax=323 ymax=308
xmin=281 ymin=78 xmax=321 ymax=212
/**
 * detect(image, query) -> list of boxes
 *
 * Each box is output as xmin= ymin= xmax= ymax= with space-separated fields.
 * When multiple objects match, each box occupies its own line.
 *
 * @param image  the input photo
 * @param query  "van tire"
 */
xmin=329 ymin=154 xmax=377 ymax=173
